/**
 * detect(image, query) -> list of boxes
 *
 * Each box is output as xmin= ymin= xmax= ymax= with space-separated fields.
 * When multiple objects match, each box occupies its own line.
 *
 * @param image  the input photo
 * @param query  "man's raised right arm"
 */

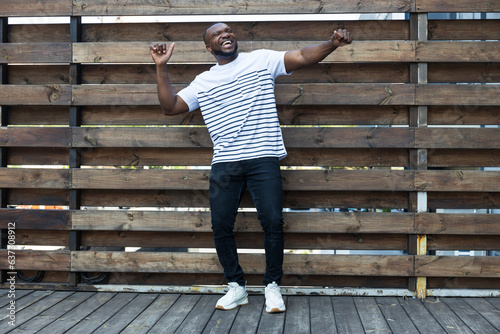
xmin=150 ymin=43 xmax=190 ymax=115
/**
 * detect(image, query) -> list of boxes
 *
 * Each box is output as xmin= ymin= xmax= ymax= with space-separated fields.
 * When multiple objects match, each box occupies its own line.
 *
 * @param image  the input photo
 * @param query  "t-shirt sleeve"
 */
xmin=177 ymin=84 xmax=199 ymax=112
xmin=262 ymin=50 xmax=292 ymax=79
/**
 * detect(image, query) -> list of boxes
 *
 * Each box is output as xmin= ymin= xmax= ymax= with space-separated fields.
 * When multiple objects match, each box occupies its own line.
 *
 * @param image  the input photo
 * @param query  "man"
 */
xmin=150 ymin=23 xmax=352 ymax=313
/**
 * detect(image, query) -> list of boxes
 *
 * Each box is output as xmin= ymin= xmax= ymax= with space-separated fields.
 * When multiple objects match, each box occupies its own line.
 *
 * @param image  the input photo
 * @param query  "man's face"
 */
xmin=205 ymin=23 xmax=238 ymax=58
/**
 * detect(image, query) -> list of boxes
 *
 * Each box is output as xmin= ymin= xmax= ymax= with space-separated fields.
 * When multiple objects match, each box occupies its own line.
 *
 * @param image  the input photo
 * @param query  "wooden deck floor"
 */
xmin=1 ymin=289 xmax=500 ymax=333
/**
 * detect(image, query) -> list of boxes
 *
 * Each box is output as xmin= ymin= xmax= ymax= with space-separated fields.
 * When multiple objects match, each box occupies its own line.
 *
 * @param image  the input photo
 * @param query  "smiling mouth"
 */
xmin=221 ymin=40 xmax=233 ymax=47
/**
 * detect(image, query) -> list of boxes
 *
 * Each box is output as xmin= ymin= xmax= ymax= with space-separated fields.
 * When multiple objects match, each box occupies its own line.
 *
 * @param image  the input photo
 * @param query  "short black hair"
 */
xmin=202 ymin=22 xmax=225 ymax=44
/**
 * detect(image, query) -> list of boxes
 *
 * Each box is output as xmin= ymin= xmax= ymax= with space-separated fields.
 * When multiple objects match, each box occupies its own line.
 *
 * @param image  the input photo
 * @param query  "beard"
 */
xmin=212 ymin=42 xmax=238 ymax=58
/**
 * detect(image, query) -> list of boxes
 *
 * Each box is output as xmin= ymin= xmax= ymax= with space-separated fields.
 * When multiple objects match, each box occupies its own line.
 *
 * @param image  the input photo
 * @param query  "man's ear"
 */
xmin=205 ymin=44 xmax=212 ymax=53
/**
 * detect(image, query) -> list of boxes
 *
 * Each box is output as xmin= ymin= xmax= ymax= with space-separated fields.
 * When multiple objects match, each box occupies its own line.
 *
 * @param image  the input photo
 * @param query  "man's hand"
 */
xmin=150 ymin=43 xmax=175 ymax=66
xmin=331 ymin=29 xmax=352 ymax=48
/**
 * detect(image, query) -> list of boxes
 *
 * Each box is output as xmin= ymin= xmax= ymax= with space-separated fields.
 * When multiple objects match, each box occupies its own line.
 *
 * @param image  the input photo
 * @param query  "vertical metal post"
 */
xmin=409 ymin=13 xmax=429 ymax=299
xmin=0 ymin=17 xmax=9 ymax=284
xmin=69 ymin=16 xmax=82 ymax=287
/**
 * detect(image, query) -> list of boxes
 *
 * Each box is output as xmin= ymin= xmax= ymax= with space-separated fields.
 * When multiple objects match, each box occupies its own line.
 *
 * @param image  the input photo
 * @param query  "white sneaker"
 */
xmin=216 ymin=282 xmax=249 ymax=310
xmin=265 ymin=282 xmax=286 ymax=313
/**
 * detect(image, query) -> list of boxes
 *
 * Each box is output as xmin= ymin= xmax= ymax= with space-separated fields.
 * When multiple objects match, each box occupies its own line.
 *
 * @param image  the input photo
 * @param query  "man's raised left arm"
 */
xmin=284 ymin=29 xmax=352 ymax=73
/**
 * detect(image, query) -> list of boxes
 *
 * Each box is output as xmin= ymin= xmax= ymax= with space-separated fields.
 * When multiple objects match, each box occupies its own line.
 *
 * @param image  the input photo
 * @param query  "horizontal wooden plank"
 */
xmin=73 ymin=0 xmax=416 ymax=16
xmin=71 ymin=251 xmax=414 ymax=276
xmin=76 ymin=105 xmax=410 ymax=126
xmin=78 ymin=231 xmax=407 ymax=250
xmin=0 ymin=43 xmax=71 ymax=64
xmin=8 ymin=106 xmax=70 ymax=126
xmin=72 ymin=169 xmax=415 ymax=191
xmin=72 ymin=211 xmax=414 ymax=234
xmin=15 ymin=229 xmax=69 ymax=246
xmin=9 ymin=66 xmax=71 ymax=85
xmin=428 ymin=192 xmax=500 ymax=210
xmin=0 ymin=0 xmax=72 ymax=16
xmin=281 ymin=170 xmax=414 ymax=191
xmin=78 ymin=63 xmax=409 ymax=85
xmin=427 ymin=235 xmax=500 ymax=251
xmin=8 ymin=148 xmax=69 ymax=166
xmin=428 ymin=149 xmax=500 ymax=168
xmin=0 ymin=250 xmax=70 ymax=271
xmin=72 ymin=168 xmax=210 ymax=190
xmin=80 ymin=147 xmax=214 ymax=167
xmin=416 ymin=84 xmax=500 ymax=106
xmin=79 ymin=189 xmax=410 ymax=210
xmin=73 ymin=41 xmax=416 ymax=64
xmin=82 ymin=21 xmax=408 ymax=42
xmin=2 ymin=83 xmax=496 ymax=107
xmin=428 ymin=20 xmax=500 ymax=41
xmin=0 ymin=209 xmax=70 ymax=230
xmin=427 ymin=277 xmax=500 ymax=289
xmin=0 ymin=127 xmax=71 ymax=147
xmin=105 ymin=272 xmax=408 ymax=287
xmin=416 ymin=0 xmax=500 ymax=12
xmin=428 ymin=63 xmax=500 ymax=84
xmin=415 ymin=128 xmax=500 ymax=149
xmin=0 ymin=168 xmax=70 ymax=189
xmin=9 ymin=24 xmax=70 ymax=43
xmin=415 ymin=170 xmax=500 ymax=192
xmin=78 ymin=147 xmax=409 ymax=168
xmin=428 ymin=106 xmax=500 ymax=126
xmin=415 ymin=213 xmax=500 ymax=235
xmin=72 ymin=127 xmax=414 ymax=149
xmin=72 ymin=83 xmax=416 ymax=106
xmin=0 ymin=85 xmax=72 ymax=105
xmin=416 ymin=42 xmax=500 ymax=63
xmin=3 ymin=127 xmax=498 ymax=151
xmin=415 ymin=256 xmax=500 ymax=277
xmin=8 ymin=189 xmax=69 ymax=207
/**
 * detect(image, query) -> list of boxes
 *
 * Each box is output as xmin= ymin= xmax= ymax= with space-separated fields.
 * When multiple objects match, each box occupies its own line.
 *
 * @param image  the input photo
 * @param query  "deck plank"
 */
xmin=0 ymin=290 xmax=38 ymax=310
xmin=9 ymin=291 xmax=94 ymax=333
xmin=229 ymin=295 xmax=265 ymax=334
xmin=92 ymin=293 xmax=159 ymax=334
xmin=0 ymin=291 xmax=73 ymax=332
xmin=147 ymin=294 xmax=202 ymax=333
xmin=284 ymin=296 xmax=311 ymax=334
xmin=442 ymin=298 xmax=500 ymax=334
xmin=256 ymin=296 xmax=287 ymax=334
xmin=375 ymin=297 xmax=420 ymax=334
xmin=66 ymin=292 xmax=138 ymax=334
xmin=397 ymin=297 xmax=446 ymax=334
xmin=464 ymin=298 xmax=500 ymax=332
xmin=310 ymin=296 xmax=337 ymax=334
xmin=0 ymin=291 xmax=498 ymax=333
xmin=331 ymin=297 xmax=365 ymax=334
xmin=175 ymin=295 xmax=219 ymax=334
xmin=121 ymin=294 xmax=180 ymax=334
xmin=485 ymin=297 xmax=500 ymax=311
xmin=354 ymin=297 xmax=392 ymax=334
xmin=422 ymin=298 xmax=474 ymax=334
xmin=37 ymin=292 xmax=116 ymax=334
xmin=202 ymin=303 xmax=240 ymax=334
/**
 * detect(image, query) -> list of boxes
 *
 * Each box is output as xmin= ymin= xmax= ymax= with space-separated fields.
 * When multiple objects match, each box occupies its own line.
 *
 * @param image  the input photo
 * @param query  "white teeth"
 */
xmin=222 ymin=41 xmax=232 ymax=46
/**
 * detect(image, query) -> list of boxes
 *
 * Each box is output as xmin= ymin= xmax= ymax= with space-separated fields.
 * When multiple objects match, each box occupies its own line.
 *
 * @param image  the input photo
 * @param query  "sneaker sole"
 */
xmin=216 ymin=300 xmax=249 ymax=311
xmin=266 ymin=307 xmax=286 ymax=313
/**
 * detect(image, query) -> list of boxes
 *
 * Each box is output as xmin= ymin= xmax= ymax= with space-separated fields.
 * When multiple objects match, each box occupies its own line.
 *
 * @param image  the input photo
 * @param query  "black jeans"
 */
xmin=209 ymin=157 xmax=284 ymax=286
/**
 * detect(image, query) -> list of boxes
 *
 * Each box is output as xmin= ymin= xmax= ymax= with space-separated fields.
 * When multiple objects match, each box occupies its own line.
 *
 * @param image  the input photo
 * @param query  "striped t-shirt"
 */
xmin=177 ymin=49 xmax=291 ymax=165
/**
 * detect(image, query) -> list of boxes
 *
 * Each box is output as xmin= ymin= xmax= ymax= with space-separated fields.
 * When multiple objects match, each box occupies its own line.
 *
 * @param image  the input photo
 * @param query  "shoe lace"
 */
xmin=266 ymin=283 xmax=281 ymax=299
xmin=225 ymin=283 xmax=239 ymax=297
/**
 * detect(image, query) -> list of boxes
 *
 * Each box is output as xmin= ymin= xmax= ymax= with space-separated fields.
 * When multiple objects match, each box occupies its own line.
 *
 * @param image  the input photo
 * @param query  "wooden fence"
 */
xmin=0 ymin=0 xmax=499 ymax=297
